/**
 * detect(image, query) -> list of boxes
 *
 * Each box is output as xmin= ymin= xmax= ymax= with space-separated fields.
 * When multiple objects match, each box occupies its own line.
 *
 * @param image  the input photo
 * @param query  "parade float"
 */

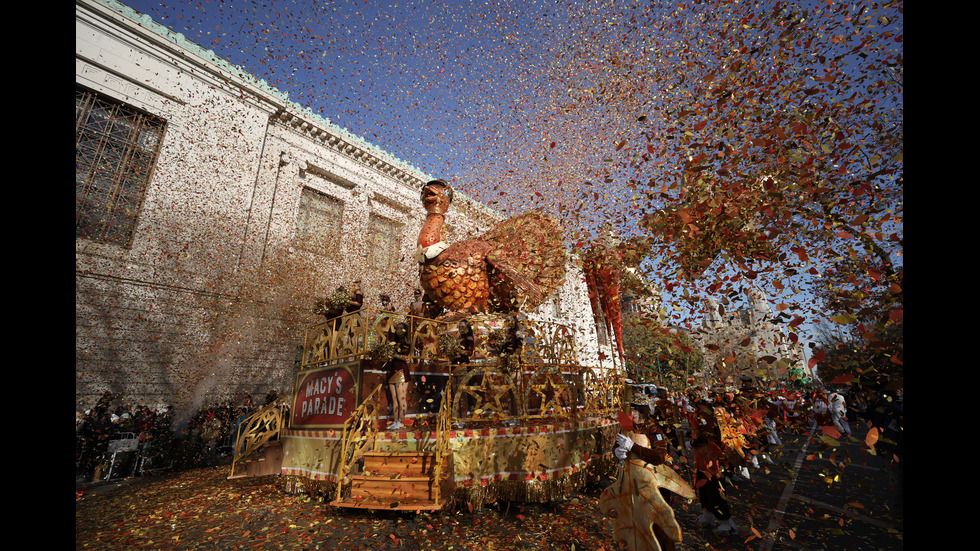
xmin=230 ymin=179 xmax=628 ymax=511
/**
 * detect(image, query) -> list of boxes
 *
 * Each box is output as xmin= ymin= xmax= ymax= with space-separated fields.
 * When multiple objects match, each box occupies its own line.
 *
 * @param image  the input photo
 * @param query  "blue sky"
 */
xmin=116 ymin=0 xmax=793 ymax=325
xmin=123 ymin=2 xmax=566 ymax=181
xmin=112 ymin=0 xmax=903 ymax=359
xmin=120 ymin=0 xmax=660 ymax=235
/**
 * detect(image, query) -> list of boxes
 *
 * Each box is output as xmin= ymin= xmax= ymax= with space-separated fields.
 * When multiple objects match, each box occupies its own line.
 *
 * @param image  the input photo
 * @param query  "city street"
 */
xmin=76 ymin=420 xmax=902 ymax=550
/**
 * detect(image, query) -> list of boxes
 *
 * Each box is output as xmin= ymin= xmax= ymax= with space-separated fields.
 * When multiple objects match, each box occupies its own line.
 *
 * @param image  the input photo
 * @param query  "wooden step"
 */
xmin=228 ymin=441 xmax=283 ymax=480
xmin=329 ymin=450 xmax=451 ymax=511
xmin=349 ymin=474 xmax=433 ymax=503
xmin=331 ymin=496 xmax=445 ymax=511
xmin=361 ymin=451 xmax=435 ymax=477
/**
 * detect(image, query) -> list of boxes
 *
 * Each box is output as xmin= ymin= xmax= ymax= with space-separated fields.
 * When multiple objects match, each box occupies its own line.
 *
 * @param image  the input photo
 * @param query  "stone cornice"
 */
xmin=272 ymin=108 xmax=427 ymax=192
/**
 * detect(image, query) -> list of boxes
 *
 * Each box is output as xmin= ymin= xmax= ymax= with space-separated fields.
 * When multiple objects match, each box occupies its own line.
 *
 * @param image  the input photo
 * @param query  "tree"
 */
xmin=811 ymin=312 xmax=903 ymax=387
xmin=586 ymin=0 xmax=902 ymax=374
xmin=622 ymin=315 xmax=704 ymax=388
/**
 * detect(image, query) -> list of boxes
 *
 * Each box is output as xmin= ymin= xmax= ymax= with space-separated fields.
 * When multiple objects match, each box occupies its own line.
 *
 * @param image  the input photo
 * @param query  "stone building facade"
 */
xmin=75 ymin=0 xmax=613 ymax=414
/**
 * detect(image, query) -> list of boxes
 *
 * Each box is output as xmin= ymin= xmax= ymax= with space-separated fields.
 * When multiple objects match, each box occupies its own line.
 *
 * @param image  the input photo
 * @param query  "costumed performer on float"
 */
xmin=384 ymin=322 xmax=413 ymax=430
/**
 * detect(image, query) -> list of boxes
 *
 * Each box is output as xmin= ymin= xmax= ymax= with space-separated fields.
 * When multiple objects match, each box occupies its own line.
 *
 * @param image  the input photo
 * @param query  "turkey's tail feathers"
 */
xmin=480 ymin=211 xmax=567 ymax=311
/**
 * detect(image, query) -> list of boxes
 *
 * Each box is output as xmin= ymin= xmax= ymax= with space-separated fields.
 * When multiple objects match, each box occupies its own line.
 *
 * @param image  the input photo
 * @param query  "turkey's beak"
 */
xmin=422 ymin=186 xmax=442 ymax=205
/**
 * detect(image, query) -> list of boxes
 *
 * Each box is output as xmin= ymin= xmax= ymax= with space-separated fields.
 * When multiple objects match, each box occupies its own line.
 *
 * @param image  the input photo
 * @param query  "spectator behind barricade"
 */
xmin=76 ymin=408 xmax=109 ymax=481
xmin=380 ymin=294 xmax=392 ymax=311
xmin=95 ymin=391 xmax=114 ymax=416
xmin=200 ymin=413 xmax=222 ymax=467
xmin=118 ymin=412 xmax=136 ymax=434
xmin=137 ymin=405 xmax=173 ymax=472
xmin=77 ymin=394 xmax=300 ymax=479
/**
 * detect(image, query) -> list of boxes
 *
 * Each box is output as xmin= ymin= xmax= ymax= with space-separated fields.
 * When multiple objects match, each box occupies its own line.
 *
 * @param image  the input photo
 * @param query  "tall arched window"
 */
xmin=75 ymin=86 xmax=166 ymax=247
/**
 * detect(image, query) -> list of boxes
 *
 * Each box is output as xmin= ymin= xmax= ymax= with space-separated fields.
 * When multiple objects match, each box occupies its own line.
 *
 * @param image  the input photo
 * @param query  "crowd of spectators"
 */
xmin=75 ymin=390 xmax=283 ymax=483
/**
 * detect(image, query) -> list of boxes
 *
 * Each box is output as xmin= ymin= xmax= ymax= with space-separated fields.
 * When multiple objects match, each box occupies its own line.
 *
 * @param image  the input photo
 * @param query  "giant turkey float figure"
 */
xmin=416 ymin=179 xmax=567 ymax=315
xmin=229 ymin=179 xmax=630 ymax=511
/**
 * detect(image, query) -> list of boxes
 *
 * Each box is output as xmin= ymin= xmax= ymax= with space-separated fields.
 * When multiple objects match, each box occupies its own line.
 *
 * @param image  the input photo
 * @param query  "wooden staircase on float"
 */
xmin=331 ymin=450 xmax=449 ymax=511
xmin=228 ymin=441 xmax=283 ymax=479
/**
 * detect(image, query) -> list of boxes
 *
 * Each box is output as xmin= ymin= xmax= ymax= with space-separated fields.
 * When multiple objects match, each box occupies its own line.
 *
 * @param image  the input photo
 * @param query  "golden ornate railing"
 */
xmin=230 ymin=396 xmax=289 ymax=478
xmin=334 ymin=384 xmax=383 ymax=502
xmin=517 ymin=318 xmax=579 ymax=367
xmin=301 ymin=308 xmax=624 ymax=428
xmin=302 ymin=309 xmax=582 ymax=368
xmin=302 ymin=308 xmax=451 ymax=368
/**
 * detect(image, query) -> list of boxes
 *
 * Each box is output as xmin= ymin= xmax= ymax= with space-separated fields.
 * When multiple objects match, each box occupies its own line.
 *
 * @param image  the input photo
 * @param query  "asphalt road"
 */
xmin=76 ymin=421 xmax=903 ymax=550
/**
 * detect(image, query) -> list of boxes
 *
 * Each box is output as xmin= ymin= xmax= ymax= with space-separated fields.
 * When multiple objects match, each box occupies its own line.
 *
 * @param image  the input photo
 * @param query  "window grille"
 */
xmin=75 ymin=86 xmax=166 ymax=247
xmin=367 ymin=213 xmax=404 ymax=268
xmin=296 ymin=187 xmax=345 ymax=259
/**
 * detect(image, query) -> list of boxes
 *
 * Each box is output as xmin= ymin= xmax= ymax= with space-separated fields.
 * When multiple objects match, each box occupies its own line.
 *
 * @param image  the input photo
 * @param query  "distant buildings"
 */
xmin=691 ymin=288 xmax=809 ymax=385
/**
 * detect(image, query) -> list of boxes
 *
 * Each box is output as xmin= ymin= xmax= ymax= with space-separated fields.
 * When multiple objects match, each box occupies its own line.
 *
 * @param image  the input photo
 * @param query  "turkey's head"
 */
xmin=421 ymin=179 xmax=453 ymax=215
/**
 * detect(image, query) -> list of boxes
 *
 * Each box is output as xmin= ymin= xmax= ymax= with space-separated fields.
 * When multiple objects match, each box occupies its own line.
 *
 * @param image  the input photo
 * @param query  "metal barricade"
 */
xmin=104 ymin=432 xmax=139 ymax=480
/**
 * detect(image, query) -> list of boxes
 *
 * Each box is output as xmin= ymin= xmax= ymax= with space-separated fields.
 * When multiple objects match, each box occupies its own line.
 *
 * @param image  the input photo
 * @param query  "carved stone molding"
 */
xmin=273 ymin=108 xmax=426 ymax=189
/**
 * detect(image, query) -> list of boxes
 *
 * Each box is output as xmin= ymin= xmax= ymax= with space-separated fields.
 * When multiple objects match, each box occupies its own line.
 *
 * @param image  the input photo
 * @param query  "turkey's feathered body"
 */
xmin=420 ymin=239 xmax=493 ymax=313
xmin=419 ymin=212 xmax=566 ymax=314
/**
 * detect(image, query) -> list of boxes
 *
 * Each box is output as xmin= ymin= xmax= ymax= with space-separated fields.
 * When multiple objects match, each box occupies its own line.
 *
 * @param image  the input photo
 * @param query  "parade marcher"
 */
xmin=691 ymin=432 xmax=739 ymax=535
xmin=715 ymin=392 xmax=752 ymax=479
xmin=610 ymin=393 xmax=692 ymax=551
xmin=615 ymin=393 xmax=669 ymax=466
xmin=828 ymin=391 xmax=851 ymax=437
xmin=736 ymin=387 xmax=776 ymax=468
xmin=762 ymin=391 xmax=783 ymax=451
xmin=782 ymin=390 xmax=805 ymax=434
xmin=681 ymin=391 xmax=740 ymax=534
xmin=812 ymin=391 xmax=833 ymax=429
